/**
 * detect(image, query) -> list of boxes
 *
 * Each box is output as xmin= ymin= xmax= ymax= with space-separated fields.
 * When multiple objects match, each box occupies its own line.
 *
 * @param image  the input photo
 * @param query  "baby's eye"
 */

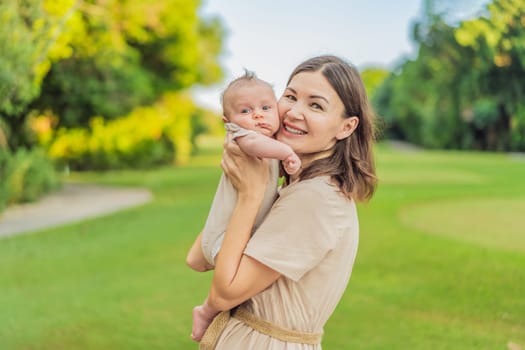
xmin=311 ymin=102 xmax=323 ymax=110
xmin=262 ymin=105 xmax=271 ymax=111
xmin=241 ymin=108 xmax=251 ymax=114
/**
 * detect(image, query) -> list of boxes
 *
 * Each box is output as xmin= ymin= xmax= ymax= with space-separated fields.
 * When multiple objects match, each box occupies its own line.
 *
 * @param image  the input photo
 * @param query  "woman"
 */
xmin=193 ymin=55 xmax=377 ymax=349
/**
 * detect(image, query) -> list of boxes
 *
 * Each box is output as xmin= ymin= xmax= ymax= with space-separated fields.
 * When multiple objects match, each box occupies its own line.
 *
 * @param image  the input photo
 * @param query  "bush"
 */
xmin=0 ymin=148 xmax=10 ymax=211
xmin=44 ymin=92 xmax=198 ymax=170
xmin=0 ymin=147 xmax=59 ymax=211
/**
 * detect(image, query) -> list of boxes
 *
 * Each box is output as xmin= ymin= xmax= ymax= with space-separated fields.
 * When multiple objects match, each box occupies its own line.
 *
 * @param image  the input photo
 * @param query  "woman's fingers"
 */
xmin=223 ymin=133 xmax=235 ymax=152
xmin=221 ymin=148 xmax=237 ymax=176
xmin=220 ymin=151 xmax=230 ymax=173
xmin=221 ymin=134 xmax=268 ymax=198
xmin=224 ymin=136 xmax=245 ymax=157
xmin=223 ymin=132 xmax=232 ymax=145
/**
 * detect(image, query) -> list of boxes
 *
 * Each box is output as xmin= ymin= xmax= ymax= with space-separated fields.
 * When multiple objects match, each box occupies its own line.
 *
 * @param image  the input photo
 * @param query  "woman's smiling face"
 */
xmin=277 ymin=71 xmax=349 ymax=157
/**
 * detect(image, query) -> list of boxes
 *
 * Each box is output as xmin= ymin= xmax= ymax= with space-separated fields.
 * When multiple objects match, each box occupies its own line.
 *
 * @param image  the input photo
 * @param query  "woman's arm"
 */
xmin=186 ymin=232 xmax=214 ymax=272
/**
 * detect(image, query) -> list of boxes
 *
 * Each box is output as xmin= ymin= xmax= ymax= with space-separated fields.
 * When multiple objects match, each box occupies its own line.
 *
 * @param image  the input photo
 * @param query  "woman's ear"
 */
xmin=336 ymin=116 xmax=359 ymax=140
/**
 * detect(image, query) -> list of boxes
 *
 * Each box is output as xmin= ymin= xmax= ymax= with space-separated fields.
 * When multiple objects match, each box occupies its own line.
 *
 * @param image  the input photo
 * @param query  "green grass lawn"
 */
xmin=1 ymin=141 xmax=524 ymax=350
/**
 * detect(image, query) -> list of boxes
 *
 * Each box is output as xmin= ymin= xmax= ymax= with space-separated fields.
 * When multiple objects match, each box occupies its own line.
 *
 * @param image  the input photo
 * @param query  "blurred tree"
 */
xmin=33 ymin=0 xmax=225 ymax=128
xmin=0 ymin=0 xmax=225 ymax=147
xmin=360 ymin=67 xmax=390 ymax=101
xmin=375 ymin=5 xmax=468 ymax=147
xmin=0 ymin=0 xmax=79 ymax=149
xmin=455 ymin=0 xmax=525 ymax=149
xmin=374 ymin=0 xmax=525 ymax=151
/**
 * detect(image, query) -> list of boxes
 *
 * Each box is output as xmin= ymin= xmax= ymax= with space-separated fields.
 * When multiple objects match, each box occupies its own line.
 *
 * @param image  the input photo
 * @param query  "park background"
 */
xmin=0 ymin=0 xmax=524 ymax=349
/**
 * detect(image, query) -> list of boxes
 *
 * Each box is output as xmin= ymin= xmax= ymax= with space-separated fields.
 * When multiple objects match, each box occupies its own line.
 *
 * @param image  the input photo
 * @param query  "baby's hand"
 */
xmin=191 ymin=304 xmax=215 ymax=342
xmin=283 ymin=153 xmax=301 ymax=175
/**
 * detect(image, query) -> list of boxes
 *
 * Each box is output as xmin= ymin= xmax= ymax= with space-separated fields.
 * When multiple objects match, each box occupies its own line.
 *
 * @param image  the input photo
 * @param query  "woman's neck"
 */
xmin=290 ymin=148 xmax=334 ymax=182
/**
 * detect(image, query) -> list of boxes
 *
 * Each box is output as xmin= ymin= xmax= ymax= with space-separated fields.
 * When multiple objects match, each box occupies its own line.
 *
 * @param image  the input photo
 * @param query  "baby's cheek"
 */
xmin=277 ymin=101 xmax=289 ymax=118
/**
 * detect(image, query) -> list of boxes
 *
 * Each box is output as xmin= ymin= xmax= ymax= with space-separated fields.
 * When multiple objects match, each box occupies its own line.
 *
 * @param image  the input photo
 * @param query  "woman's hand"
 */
xmin=222 ymin=135 xmax=269 ymax=201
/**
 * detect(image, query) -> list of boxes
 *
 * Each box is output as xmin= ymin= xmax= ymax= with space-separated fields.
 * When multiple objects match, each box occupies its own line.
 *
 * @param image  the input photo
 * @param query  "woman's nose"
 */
xmin=286 ymin=104 xmax=303 ymax=120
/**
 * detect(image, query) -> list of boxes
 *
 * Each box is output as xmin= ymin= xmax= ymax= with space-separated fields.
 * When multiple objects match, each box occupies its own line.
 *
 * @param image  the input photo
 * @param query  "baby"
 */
xmin=186 ymin=70 xmax=301 ymax=341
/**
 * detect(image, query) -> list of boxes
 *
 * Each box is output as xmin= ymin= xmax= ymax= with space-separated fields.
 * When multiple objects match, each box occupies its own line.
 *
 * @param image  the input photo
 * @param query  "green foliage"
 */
xmin=0 ymin=148 xmax=10 ymax=211
xmin=1 ymin=0 xmax=225 ymax=148
xmin=33 ymin=0 xmax=225 ymax=128
xmin=0 ymin=147 xmax=58 ymax=210
xmin=0 ymin=0 xmax=225 ymax=208
xmin=45 ymin=93 xmax=197 ymax=170
xmin=472 ymin=98 xmax=499 ymax=128
xmin=374 ymin=0 xmax=525 ymax=151
xmin=510 ymin=104 xmax=525 ymax=149
xmin=0 ymin=0 xmax=78 ymax=148
xmin=192 ymin=107 xmax=224 ymax=135
xmin=360 ymin=67 xmax=390 ymax=101
xmin=36 ymin=56 xmax=156 ymax=128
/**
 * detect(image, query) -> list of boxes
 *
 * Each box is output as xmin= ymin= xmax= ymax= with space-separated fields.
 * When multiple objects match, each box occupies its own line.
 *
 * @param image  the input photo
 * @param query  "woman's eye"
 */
xmin=285 ymin=95 xmax=296 ymax=101
xmin=311 ymin=102 xmax=323 ymax=110
xmin=262 ymin=105 xmax=271 ymax=111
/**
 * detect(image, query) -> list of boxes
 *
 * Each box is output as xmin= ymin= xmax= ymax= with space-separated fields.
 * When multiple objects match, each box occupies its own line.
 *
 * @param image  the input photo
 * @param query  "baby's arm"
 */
xmin=186 ymin=232 xmax=214 ymax=272
xmin=235 ymin=133 xmax=301 ymax=174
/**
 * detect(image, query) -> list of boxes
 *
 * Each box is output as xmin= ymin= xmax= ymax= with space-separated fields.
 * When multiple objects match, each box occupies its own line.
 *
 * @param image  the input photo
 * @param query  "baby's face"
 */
xmin=223 ymin=81 xmax=280 ymax=137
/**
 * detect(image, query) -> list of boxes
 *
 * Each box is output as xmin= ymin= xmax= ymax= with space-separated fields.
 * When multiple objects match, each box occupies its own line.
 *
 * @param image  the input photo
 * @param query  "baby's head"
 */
xmin=221 ymin=70 xmax=280 ymax=137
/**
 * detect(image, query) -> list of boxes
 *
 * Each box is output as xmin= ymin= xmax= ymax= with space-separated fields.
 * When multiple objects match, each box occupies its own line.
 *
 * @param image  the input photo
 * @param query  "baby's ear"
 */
xmin=222 ymin=115 xmax=228 ymax=123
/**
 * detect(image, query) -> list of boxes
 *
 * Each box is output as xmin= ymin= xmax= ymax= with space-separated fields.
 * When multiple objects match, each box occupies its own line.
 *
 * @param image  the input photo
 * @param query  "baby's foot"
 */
xmin=191 ymin=304 xmax=215 ymax=342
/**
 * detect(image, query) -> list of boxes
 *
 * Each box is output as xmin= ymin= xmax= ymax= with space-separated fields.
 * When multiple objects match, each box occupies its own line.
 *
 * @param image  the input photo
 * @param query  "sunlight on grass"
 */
xmin=399 ymin=197 xmax=525 ymax=252
xmin=379 ymin=168 xmax=486 ymax=185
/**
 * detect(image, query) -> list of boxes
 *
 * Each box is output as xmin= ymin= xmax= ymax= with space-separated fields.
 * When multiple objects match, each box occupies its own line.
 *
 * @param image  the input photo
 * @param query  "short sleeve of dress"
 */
xmin=244 ymin=178 xmax=342 ymax=282
xmin=224 ymin=122 xmax=256 ymax=139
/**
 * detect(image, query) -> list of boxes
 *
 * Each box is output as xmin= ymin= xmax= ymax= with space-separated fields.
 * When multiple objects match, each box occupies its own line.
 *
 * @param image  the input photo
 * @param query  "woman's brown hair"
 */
xmin=286 ymin=55 xmax=377 ymax=202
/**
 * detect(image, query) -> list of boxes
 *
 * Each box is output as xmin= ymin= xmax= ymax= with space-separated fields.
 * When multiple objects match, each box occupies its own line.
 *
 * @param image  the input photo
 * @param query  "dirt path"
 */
xmin=0 ymin=183 xmax=152 ymax=238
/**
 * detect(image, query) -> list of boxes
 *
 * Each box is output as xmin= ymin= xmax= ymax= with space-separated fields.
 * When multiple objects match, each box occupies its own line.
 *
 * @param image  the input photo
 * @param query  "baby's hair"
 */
xmin=220 ymin=68 xmax=258 ymax=107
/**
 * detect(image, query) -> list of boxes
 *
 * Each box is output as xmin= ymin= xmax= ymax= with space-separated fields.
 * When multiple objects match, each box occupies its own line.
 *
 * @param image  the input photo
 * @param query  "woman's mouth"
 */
xmin=283 ymin=123 xmax=307 ymax=135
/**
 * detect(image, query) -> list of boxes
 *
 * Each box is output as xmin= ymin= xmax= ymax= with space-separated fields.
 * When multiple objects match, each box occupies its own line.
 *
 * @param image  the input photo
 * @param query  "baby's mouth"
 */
xmin=256 ymin=122 xmax=272 ymax=130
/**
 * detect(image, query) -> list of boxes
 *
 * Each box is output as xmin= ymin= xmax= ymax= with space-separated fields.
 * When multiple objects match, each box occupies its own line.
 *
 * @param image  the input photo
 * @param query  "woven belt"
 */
xmin=199 ymin=306 xmax=323 ymax=350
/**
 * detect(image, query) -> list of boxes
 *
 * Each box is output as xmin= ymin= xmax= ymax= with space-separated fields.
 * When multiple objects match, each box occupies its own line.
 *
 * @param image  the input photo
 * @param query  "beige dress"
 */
xmin=214 ymin=176 xmax=360 ymax=349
